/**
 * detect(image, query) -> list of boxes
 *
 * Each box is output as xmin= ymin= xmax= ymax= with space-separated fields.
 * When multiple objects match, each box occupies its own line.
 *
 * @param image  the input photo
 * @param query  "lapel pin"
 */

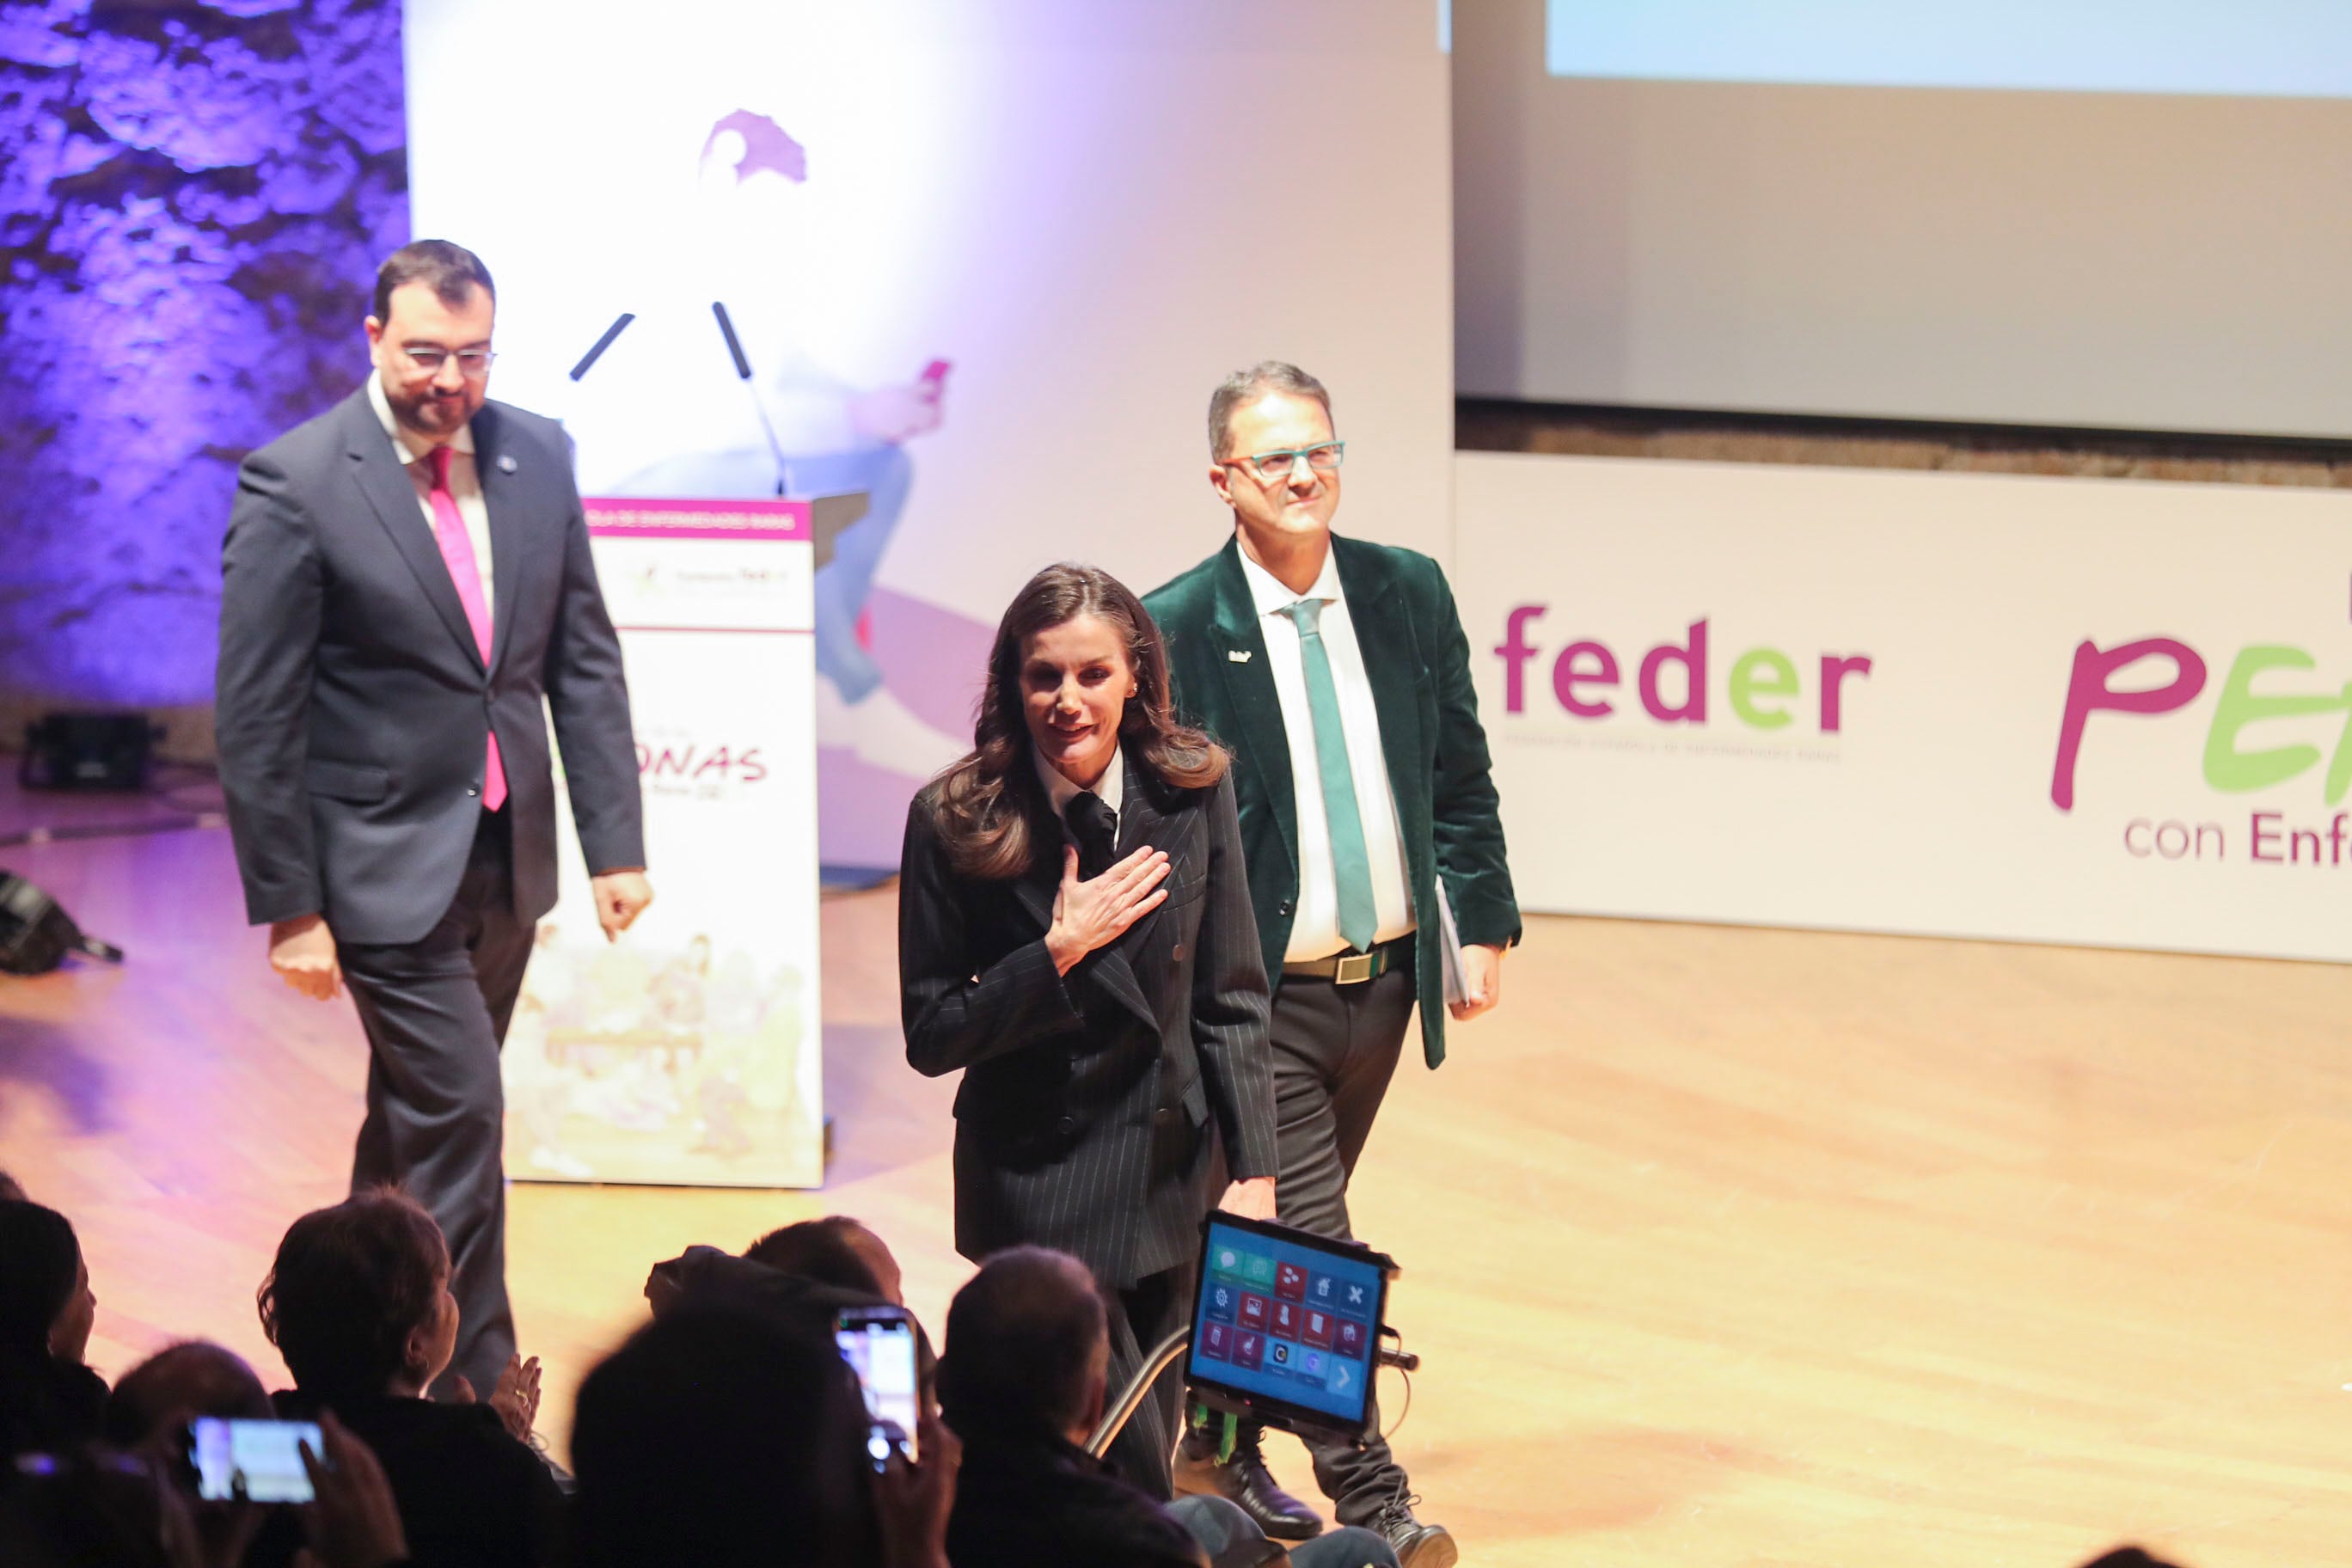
xmin=496 ymin=453 xmax=518 ymax=474
xmin=1228 ymin=649 xmax=1253 ymax=663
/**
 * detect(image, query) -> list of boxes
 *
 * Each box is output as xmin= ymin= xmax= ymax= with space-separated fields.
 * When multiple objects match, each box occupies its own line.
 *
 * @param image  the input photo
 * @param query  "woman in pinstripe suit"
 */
xmin=898 ymin=563 xmax=1281 ymax=1500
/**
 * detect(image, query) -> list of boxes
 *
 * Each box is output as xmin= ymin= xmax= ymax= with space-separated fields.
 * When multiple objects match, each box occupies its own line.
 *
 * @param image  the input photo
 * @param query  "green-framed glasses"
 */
xmin=1236 ymin=441 xmax=1345 ymax=481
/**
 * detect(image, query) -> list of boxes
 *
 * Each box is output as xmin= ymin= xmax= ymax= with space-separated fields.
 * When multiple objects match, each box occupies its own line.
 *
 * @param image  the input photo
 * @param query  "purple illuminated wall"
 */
xmin=0 ymin=0 xmax=408 ymax=710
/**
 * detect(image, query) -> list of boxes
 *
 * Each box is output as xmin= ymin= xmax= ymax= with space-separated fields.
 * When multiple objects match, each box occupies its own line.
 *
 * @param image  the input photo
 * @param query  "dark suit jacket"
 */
xmin=899 ymin=758 xmax=1278 ymax=1288
xmin=217 ymin=388 xmax=644 ymax=946
xmin=1144 ymin=534 xmax=1520 ymax=1069
xmin=945 ymin=1425 xmax=1204 ymax=1568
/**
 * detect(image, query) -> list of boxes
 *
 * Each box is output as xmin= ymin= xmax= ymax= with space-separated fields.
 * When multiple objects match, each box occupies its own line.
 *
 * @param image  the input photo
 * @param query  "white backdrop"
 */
xmin=405 ymin=0 xmax=1455 ymax=866
xmin=1453 ymin=0 xmax=2352 ymax=437
xmin=1455 ymin=452 xmax=2352 ymax=962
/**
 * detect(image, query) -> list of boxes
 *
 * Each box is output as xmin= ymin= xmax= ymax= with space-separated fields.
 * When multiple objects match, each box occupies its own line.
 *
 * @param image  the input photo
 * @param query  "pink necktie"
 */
xmin=428 ymin=445 xmax=506 ymax=812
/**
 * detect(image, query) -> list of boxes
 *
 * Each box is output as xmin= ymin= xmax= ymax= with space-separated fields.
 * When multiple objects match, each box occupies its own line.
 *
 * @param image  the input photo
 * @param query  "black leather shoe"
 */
xmin=1369 ymin=1491 xmax=1457 ymax=1568
xmin=1173 ymin=1430 xmax=1324 ymax=1540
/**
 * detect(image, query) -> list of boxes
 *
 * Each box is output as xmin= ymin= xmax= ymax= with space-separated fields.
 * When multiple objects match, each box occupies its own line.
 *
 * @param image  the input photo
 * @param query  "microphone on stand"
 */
xmin=569 ymin=312 xmax=636 ymax=382
xmin=711 ymin=300 xmax=792 ymax=498
xmin=555 ymin=313 xmax=635 ymax=471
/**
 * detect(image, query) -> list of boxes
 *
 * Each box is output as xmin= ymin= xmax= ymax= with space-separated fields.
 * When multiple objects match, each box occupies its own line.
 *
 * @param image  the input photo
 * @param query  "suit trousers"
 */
xmin=1106 ymin=1263 xmax=1194 ymax=1502
xmin=338 ymin=808 xmax=535 ymax=1400
xmin=1252 ymin=962 xmax=1417 ymax=1526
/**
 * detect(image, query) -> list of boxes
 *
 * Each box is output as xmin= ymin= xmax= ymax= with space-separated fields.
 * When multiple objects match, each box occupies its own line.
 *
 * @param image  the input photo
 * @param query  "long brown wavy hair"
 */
xmin=930 ymin=563 xmax=1227 ymax=880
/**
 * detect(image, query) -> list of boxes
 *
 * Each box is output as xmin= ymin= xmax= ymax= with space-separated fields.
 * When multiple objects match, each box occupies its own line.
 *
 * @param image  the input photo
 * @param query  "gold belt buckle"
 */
xmin=1333 ymin=951 xmax=1377 ymax=985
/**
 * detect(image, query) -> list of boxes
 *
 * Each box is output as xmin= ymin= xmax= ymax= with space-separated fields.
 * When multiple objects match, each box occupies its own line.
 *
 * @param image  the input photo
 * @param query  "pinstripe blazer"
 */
xmin=899 ymin=757 xmax=1280 ymax=1288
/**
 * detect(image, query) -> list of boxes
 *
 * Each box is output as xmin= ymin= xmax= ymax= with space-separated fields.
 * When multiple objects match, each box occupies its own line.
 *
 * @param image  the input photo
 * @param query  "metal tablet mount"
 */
xmin=1085 ymin=1326 xmax=1421 ymax=1458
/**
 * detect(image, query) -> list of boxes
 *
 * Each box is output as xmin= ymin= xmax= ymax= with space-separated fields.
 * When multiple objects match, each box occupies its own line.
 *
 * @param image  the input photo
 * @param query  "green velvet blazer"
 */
xmin=1144 ymin=534 xmax=1521 ymax=1068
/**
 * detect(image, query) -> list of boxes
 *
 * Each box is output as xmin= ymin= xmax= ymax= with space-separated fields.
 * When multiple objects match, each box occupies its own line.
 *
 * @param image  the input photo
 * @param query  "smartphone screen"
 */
xmin=835 ymin=1309 xmax=920 ymax=1467
xmin=189 ymin=1417 xmax=322 ymax=1504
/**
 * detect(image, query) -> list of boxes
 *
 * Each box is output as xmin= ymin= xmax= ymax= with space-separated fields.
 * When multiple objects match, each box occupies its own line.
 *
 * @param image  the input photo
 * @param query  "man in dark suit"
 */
xmin=217 ymin=240 xmax=650 ymax=1400
xmin=1145 ymin=363 xmax=1520 ymax=1568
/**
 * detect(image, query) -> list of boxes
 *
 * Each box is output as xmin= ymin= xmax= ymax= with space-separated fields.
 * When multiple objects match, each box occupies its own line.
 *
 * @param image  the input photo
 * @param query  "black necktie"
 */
xmin=1064 ymin=791 xmax=1118 ymax=880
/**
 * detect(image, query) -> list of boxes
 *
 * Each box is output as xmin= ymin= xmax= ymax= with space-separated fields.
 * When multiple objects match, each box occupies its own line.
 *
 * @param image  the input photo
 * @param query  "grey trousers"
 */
xmin=1253 ymin=961 xmax=1418 ymax=1527
xmin=338 ymin=809 xmax=534 ymax=1401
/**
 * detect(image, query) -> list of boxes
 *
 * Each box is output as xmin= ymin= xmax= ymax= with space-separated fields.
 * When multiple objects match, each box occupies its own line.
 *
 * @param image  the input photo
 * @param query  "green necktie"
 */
xmin=1277 ymin=597 xmax=1378 ymax=953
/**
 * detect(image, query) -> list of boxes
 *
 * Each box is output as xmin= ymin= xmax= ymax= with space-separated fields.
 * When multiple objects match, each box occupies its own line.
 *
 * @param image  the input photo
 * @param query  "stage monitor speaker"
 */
xmin=0 ymin=872 xmax=123 ymax=975
xmin=20 ymin=712 xmax=156 ymax=791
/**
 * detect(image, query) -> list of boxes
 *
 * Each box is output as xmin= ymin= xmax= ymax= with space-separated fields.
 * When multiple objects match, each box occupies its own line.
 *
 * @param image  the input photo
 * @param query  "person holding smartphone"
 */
xmin=898 ymin=563 xmax=1280 ymax=1500
xmin=259 ymin=1191 xmax=563 ymax=1568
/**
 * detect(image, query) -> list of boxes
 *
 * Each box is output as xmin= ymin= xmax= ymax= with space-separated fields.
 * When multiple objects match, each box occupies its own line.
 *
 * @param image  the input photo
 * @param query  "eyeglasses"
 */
xmin=401 ymin=345 xmax=497 ymax=377
xmin=1231 ymin=442 xmax=1345 ymax=482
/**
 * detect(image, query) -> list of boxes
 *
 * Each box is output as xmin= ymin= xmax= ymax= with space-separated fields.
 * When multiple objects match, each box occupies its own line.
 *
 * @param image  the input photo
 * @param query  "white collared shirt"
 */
xmin=1034 ymin=742 xmax=1124 ymax=848
xmin=1238 ymin=547 xmax=1415 ymax=960
xmin=369 ymin=373 xmax=493 ymax=630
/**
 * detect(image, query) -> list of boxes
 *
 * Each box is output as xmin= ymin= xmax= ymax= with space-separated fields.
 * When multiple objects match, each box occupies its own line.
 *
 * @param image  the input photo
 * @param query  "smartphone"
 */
xmin=188 ymin=1417 xmax=322 ymax=1504
xmin=835 ymin=1305 xmax=921 ymax=1470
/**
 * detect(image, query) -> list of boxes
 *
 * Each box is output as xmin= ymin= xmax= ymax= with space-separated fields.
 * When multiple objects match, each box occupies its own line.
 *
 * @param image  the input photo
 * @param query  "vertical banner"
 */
xmin=503 ymin=498 xmax=824 ymax=1187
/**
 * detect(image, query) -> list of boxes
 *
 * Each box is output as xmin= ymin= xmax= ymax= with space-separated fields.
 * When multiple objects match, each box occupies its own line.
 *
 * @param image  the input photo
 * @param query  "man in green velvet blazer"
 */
xmin=1143 ymin=362 xmax=1518 ymax=1568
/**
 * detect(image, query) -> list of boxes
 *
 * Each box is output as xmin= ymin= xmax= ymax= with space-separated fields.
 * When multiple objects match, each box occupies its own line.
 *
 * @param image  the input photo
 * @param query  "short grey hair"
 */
xmin=1208 ymin=361 xmax=1332 ymax=460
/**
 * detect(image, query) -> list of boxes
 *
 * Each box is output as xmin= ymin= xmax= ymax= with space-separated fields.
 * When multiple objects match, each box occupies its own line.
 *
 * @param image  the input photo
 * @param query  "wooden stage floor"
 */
xmin=3 ymin=789 xmax=2348 ymax=1567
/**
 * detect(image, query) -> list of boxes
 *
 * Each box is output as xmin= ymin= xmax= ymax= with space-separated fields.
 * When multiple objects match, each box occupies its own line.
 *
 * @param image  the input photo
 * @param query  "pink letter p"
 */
xmin=2050 ymin=637 xmax=2207 ymax=812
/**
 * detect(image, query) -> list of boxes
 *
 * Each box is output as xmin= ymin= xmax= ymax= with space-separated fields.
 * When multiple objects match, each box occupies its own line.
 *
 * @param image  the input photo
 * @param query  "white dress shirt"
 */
xmin=1035 ymin=743 xmax=1124 ymax=848
xmin=1238 ymin=548 xmax=1415 ymax=961
xmin=369 ymin=374 xmax=493 ymax=631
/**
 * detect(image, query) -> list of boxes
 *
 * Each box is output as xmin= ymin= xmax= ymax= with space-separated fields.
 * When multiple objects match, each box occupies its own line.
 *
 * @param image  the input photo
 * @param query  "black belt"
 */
xmin=1282 ymin=933 xmax=1412 ymax=985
